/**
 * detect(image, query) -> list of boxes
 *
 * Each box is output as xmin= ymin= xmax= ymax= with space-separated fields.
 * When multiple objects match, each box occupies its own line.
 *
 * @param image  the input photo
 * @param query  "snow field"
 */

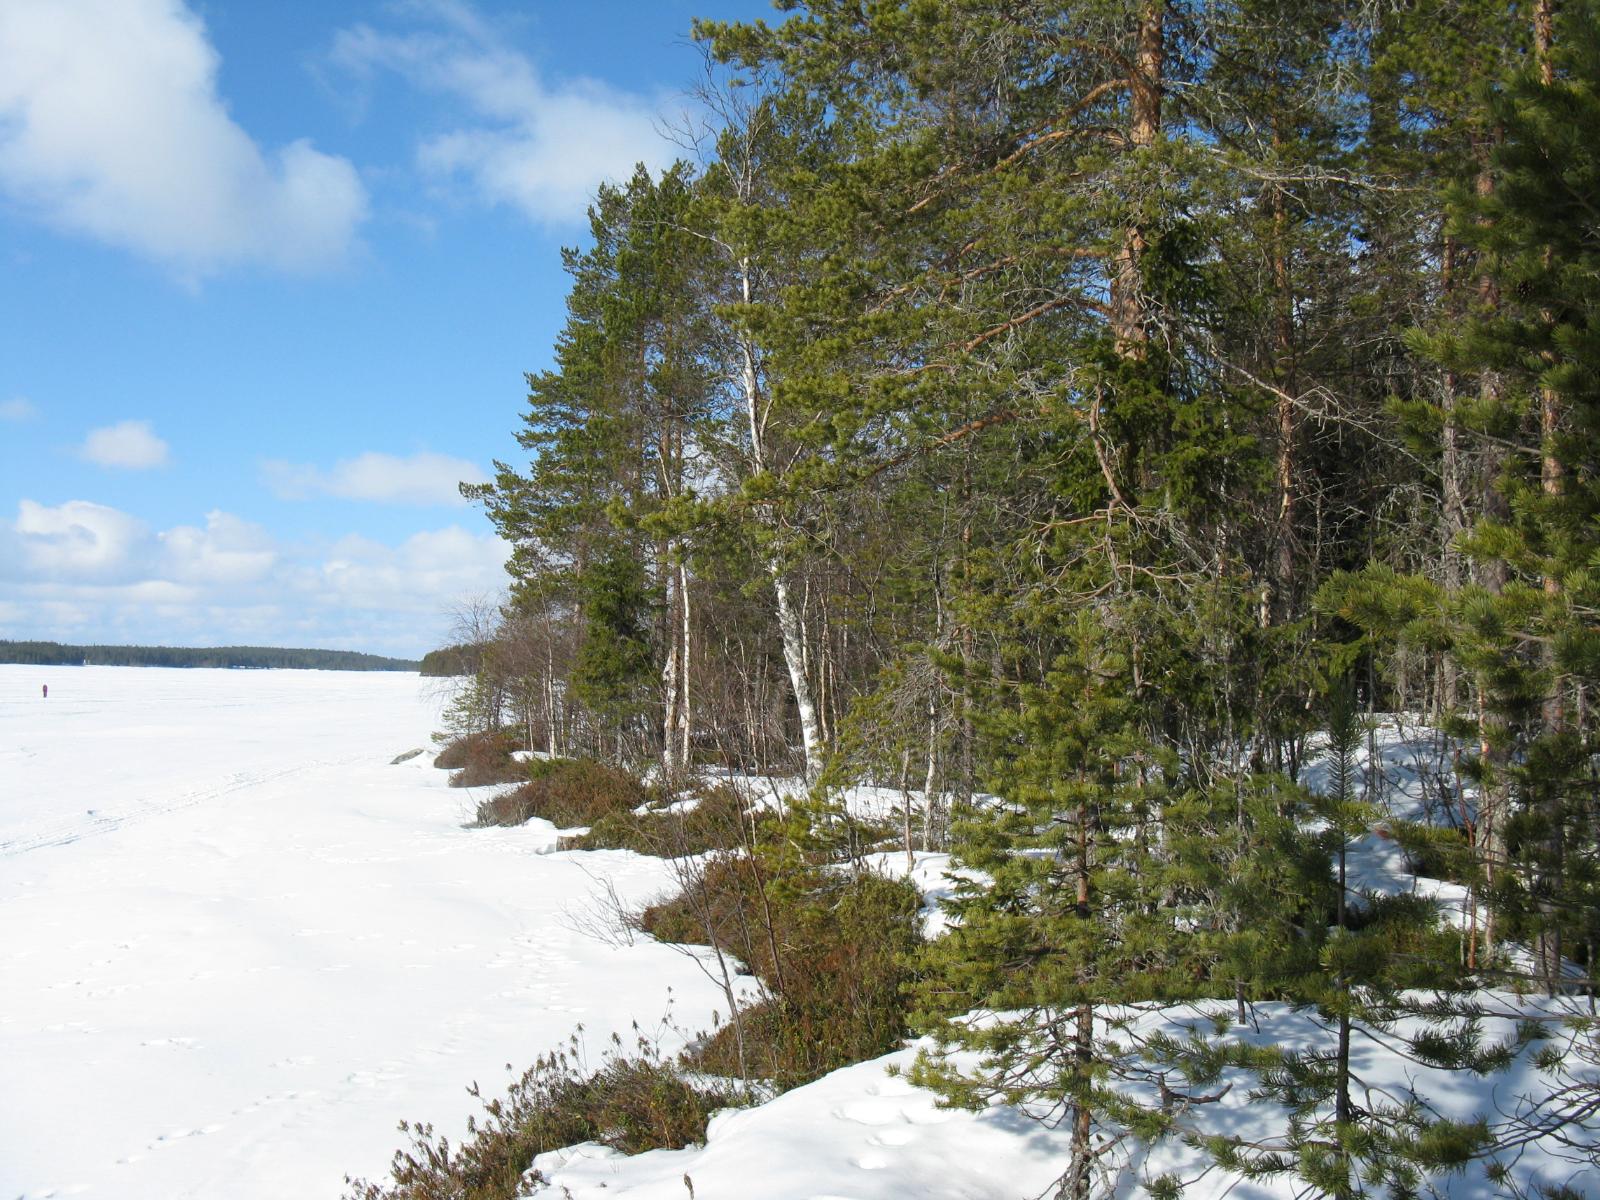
xmin=0 ymin=666 xmax=744 ymax=1200
xmin=533 ymin=999 xmax=1592 ymax=1200
xmin=3 ymin=673 xmax=1591 ymax=1199
xmin=531 ymin=1047 xmax=1062 ymax=1199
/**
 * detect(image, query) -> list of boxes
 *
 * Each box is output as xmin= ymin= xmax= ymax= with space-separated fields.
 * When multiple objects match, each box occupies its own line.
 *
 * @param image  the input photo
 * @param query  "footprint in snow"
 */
xmin=834 ymin=1099 xmax=907 ymax=1127
xmin=867 ymin=1128 xmax=916 ymax=1148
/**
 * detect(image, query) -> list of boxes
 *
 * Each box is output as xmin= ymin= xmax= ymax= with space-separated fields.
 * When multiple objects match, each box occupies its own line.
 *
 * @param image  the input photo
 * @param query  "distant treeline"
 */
xmin=0 ymin=640 xmax=419 ymax=672
xmin=418 ymin=643 xmax=483 ymax=677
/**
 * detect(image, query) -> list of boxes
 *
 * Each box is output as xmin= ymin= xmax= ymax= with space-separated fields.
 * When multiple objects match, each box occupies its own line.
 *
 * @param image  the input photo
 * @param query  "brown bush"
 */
xmin=452 ymin=750 xmax=529 ymax=789
xmin=472 ymin=759 xmax=646 ymax=828
xmin=434 ymin=730 xmax=521 ymax=776
xmin=640 ymin=854 xmax=771 ymax=965
xmin=643 ymin=853 xmax=923 ymax=1090
xmin=561 ymin=782 xmax=760 ymax=856
xmin=344 ymin=1036 xmax=747 ymax=1200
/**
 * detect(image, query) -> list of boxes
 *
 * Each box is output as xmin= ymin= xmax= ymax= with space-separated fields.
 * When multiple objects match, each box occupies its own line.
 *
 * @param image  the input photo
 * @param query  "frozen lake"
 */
xmin=0 ymin=666 xmax=733 ymax=1200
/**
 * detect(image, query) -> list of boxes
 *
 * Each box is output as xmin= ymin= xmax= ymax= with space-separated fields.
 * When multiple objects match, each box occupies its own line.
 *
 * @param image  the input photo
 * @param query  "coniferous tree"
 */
xmin=452 ymin=2 xmax=1600 ymax=1189
xmin=1186 ymin=680 xmax=1515 ymax=1200
xmin=1440 ymin=0 xmax=1600 ymax=996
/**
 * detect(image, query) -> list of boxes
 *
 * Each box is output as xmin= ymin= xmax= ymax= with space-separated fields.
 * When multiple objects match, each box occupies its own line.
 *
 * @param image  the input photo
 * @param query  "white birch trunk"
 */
xmin=661 ymin=550 xmax=681 ymax=773
xmin=678 ymin=561 xmax=692 ymax=767
xmin=739 ymin=255 xmax=822 ymax=782
xmin=771 ymin=557 xmax=823 ymax=782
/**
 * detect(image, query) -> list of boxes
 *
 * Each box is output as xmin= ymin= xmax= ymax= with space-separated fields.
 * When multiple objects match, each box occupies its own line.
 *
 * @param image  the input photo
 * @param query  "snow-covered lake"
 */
xmin=0 ymin=666 xmax=733 ymax=1200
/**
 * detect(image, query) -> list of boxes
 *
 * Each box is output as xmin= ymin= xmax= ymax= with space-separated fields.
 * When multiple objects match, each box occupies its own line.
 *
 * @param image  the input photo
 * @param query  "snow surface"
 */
xmin=533 ymin=1003 xmax=1592 ymax=1200
xmin=0 ymin=666 xmax=740 ymax=1200
xmin=3 ymin=675 xmax=1594 ymax=1200
xmin=531 ymin=1046 xmax=1065 ymax=1199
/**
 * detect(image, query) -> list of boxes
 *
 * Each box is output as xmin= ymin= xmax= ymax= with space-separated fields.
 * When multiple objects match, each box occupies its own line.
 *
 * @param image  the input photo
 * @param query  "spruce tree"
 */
xmin=570 ymin=542 xmax=656 ymax=759
xmin=468 ymin=163 xmax=717 ymax=761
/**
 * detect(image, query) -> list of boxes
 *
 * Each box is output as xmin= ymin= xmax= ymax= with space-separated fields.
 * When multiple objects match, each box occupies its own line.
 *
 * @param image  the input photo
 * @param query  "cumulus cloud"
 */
xmin=79 ymin=419 xmax=171 ymax=469
xmin=330 ymin=1 xmax=670 ymax=225
xmin=159 ymin=511 xmax=278 ymax=586
xmin=312 ymin=526 xmax=510 ymax=610
xmin=9 ymin=499 xmax=152 ymax=581
xmin=0 ymin=0 xmax=367 ymax=276
xmin=1 ymin=397 xmax=38 ymax=421
xmin=0 ymin=498 xmax=509 ymax=656
xmin=262 ymin=450 xmax=487 ymax=506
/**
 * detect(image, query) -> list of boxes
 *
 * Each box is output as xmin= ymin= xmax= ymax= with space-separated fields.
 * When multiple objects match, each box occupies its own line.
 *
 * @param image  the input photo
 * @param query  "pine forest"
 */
xmin=411 ymin=2 xmax=1600 ymax=1196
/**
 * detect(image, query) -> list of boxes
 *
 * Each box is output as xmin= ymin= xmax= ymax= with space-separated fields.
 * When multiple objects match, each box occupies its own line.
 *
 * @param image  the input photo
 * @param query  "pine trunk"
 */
xmin=1533 ymin=0 xmax=1566 ymax=997
xmin=1472 ymin=130 xmax=1510 ymax=959
xmin=1272 ymin=126 xmax=1298 ymax=624
xmin=1109 ymin=3 xmax=1163 ymax=356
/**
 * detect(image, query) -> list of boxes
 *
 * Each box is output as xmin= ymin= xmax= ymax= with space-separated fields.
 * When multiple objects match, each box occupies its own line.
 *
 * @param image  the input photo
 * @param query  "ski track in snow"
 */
xmin=0 ymin=666 xmax=739 ymax=1200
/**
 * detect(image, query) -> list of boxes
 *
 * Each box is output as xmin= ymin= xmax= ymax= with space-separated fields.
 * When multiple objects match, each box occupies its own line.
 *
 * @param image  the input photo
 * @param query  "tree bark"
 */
xmin=1109 ymin=3 xmax=1163 ymax=356
xmin=1061 ymin=788 xmax=1096 ymax=1200
xmin=679 ymin=562 xmax=693 ymax=767
xmin=1534 ymin=0 xmax=1566 ymax=996
xmin=1061 ymin=1003 xmax=1095 ymax=1200
xmin=772 ymin=559 xmax=824 ymax=781
xmin=662 ymin=557 xmax=682 ymax=773
xmin=1440 ymin=232 xmax=1466 ymax=713
xmin=737 ymin=254 xmax=825 ymax=783
xmin=1472 ymin=129 xmax=1510 ymax=960
xmin=1272 ymin=151 xmax=1298 ymax=624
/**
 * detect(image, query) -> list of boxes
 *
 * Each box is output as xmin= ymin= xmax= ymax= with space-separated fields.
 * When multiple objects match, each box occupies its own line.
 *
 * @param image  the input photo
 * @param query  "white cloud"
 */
xmin=1 ymin=397 xmax=38 ymax=421
xmin=313 ymin=526 xmax=509 ymax=610
xmin=8 ymin=498 xmax=152 ymax=581
xmin=0 ymin=498 xmax=510 ymax=657
xmin=263 ymin=450 xmax=487 ymax=506
xmin=330 ymin=2 xmax=670 ymax=225
xmin=0 ymin=0 xmax=367 ymax=276
xmin=79 ymin=419 xmax=171 ymax=469
xmin=159 ymin=511 xmax=278 ymax=585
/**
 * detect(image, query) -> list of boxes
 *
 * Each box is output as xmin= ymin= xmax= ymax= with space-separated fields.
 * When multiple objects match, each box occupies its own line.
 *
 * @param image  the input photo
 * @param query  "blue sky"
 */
xmin=0 ymin=0 xmax=771 ymax=658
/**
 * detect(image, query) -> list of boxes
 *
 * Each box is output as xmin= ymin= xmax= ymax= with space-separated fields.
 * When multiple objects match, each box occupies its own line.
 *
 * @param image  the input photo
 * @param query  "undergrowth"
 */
xmin=343 ymin=1031 xmax=747 ymax=1200
xmin=470 ymin=758 xmax=646 ymax=827
xmin=354 ymin=758 xmax=923 ymax=1196
xmin=644 ymin=859 xmax=922 ymax=1088
xmin=436 ymin=731 xmax=528 ymax=789
xmin=561 ymin=781 xmax=753 ymax=854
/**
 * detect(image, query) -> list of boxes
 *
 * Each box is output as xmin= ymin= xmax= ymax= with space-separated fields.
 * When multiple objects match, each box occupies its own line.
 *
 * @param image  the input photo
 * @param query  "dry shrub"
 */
xmin=344 ymin=1035 xmax=746 ymax=1200
xmin=472 ymin=759 xmax=645 ymax=828
xmin=433 ymin=731 xmax=513 ymax=770
xmin=643 ymin=856 xmax=922 ymax=1089
xmin=640 ymin=854 xmax=768 ymax=964
xmin=562 ymin=783 xmax=757 ymax=856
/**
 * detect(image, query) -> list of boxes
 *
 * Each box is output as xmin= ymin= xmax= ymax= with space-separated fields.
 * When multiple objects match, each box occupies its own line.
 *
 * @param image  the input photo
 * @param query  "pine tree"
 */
xmin=1443 ymin=0 xmax=1600 ymax=997
xmin=912 ymin=610 xmax=1184 ymax=1200
xmin=1187 ymin=677 xmax=1529 ymax=1200
xmin=468 ymin=163 xmax=718 ymax=762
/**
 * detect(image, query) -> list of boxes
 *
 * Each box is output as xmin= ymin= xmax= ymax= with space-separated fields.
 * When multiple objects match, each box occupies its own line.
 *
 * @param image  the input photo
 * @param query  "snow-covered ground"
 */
xmin=534 ymin=1001 xmax=1589 ymax=1200
xmin=0 ymin=666 xmax=739 ymax=1200
xmin=3 ymin=672 xmax=1594 ymax=1199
